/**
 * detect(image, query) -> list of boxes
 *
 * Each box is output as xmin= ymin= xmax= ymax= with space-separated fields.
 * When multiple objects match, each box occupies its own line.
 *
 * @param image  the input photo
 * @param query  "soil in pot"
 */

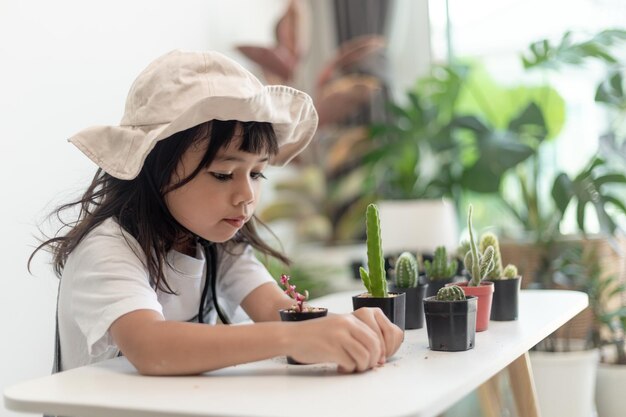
xmin=352 ymin=292 xmax=406 ymax=331
xmin=423 ymin=295 xmax=477 ymax=351
xmin=448 ymin=281 xmax=494 ymax=331
xmin=279 ymin=307 xmax=328 ymax=364
xmin=490 ymin=276 xmax=521 ymax=321
xmin=388 ymin=283 xmax=428 ymax=329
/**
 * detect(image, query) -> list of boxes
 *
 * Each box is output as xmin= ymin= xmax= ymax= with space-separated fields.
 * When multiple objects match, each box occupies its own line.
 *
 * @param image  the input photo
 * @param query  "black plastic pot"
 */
xmin=423 ymin=295 xmax=477 ymax=352
xmin=388 ymin=283 xmax=428 ymax=329
xmin=352 ymin=292 xmax=406 ymax=331
xmin=425 ymin=277 xmax=455 ymax=298
xmin=279 ymin=308 xmax=328 ymax=364
xmin=490 ymin=276 xmax=522 ymax=321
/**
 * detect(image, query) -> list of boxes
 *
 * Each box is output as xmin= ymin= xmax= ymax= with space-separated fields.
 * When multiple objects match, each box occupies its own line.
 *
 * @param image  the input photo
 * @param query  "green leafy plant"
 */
xmin=367 ymin=62 xmax=565 ymax=214
xmin=503 ymin=29 xmax=626 ymax=244
xmin=464 ymin=205 xmax=495 ymax=287
xmin=359 ymin=203 xmax=388 ymax=297
xmin=436 ymin=285 xmax=466 ymax=301
xmin=393 ymin=251 xmax=418 ymax=289
xmin=423 ymin=246 xmax=458 ymax=281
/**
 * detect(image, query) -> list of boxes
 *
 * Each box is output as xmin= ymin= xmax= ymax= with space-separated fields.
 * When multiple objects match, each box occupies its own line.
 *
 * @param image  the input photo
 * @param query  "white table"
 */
xmin=4 ymin=289 xmax=587 ymax=417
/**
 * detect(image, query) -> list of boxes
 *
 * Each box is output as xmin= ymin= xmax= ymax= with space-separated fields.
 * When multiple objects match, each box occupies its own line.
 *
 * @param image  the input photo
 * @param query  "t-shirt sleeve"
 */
xmin=62 ymin=225 xmax=163 ymax=357
xmin=216 ymin=244 xmax=278 ymax=307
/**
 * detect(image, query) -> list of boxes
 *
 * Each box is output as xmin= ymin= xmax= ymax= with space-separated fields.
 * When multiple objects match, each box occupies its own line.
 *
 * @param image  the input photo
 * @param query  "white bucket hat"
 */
xmin=69 ymin=50 xmax=319 ymax=180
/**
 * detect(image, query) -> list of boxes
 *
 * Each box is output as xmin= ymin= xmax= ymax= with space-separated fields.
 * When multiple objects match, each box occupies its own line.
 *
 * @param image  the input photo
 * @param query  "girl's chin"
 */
xmin=198 ymin=227 xmax=239 ymax=243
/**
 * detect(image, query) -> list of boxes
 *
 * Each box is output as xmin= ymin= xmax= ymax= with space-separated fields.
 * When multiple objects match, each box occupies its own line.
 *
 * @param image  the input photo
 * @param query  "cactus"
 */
xmin=464 ymin=205 xmax=495 ymax=286
xmin=424 ymin=246 xmax=458 ymax=280
xmin=436 ymin=285 xmax=466 ymax=301
xmin=479 ymin=232 xmax=503 ymax=280
xmin=394 ymin=252 xmax=419 ymax=288
xmin=359 ymin=204 xmax=388 ymax=297
xmin=503 ymin=264 xmax=518 ymax=279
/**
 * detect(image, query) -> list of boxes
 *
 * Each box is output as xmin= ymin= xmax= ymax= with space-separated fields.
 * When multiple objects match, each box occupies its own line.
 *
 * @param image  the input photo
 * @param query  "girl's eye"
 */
xmin=251 ymin=172 xmax=267 ymax=180
xmin=211 ymin=172 xmax=233 ymax=182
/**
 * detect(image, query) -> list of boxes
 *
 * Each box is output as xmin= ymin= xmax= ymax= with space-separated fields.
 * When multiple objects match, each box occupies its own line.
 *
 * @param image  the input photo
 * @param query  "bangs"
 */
xmin=206 ymin=120 xmax=279 ymax=157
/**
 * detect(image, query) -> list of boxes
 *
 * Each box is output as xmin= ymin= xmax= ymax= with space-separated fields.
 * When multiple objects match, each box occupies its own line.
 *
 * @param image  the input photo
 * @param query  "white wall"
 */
xmin=0 ymin=1 xmax=286 ymax=415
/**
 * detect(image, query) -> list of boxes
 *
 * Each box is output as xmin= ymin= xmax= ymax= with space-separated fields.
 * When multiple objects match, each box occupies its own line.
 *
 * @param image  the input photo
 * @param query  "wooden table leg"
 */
xmin=477 ymin=373 xmax=503 ymax=417
xmin=507 ymin=352 xmax=542 ymax=417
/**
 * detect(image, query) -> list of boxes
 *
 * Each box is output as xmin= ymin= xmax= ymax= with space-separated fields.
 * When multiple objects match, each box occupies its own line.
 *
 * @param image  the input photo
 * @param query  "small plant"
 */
xmin=424 ymin=246 xmax=458 ymax=280
xmin=479 ymin=232 xmax=518 ymax=280
xmin=394 ymin=252 xmax=419 ymax=288
xmin=503 ymin=264 xmax=518 ymax=279
xmin=464 ymin=205 xmax=495 ymax=286
xmin=280 ymin=274 xmax=309 ymax=313
xmin=436 ymin=285 xmax=467 ymax=301
xmin=359 ymin=203 xmax=388 ymax=297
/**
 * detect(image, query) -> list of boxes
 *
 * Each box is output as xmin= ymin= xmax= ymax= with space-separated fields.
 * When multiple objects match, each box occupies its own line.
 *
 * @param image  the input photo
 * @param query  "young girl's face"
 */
xmin=164 ymin=132 xmax=268 ymax=244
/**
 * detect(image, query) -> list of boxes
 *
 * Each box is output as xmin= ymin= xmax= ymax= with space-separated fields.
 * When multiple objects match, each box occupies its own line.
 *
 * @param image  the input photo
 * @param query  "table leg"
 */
xmin=507 ymin=351 xmax=541 ymax=417
xmin=477 ymin=372 xmax=503 ymax=417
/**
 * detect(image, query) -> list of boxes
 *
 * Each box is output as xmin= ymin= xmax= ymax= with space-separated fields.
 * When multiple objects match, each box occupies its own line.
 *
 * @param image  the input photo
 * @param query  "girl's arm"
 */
xmin=239 ymin=281 xmax=296 ymax=322
xmin=110 ymin=306 xmax=403 ymax=376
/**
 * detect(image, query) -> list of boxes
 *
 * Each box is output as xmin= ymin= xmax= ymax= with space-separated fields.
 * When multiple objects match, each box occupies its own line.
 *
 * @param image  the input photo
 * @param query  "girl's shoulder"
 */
xmin=72 ymin=217 xmax=144 ymax=261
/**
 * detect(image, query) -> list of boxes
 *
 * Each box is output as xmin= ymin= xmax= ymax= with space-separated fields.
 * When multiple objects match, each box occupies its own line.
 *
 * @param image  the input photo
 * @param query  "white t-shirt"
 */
xmin=58 ymin=218 xmax=276 ymax=371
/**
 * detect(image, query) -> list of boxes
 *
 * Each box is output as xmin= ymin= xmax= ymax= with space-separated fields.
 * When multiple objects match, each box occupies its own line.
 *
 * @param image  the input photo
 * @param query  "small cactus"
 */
xmin=394 ymin=252 xmax=419 ymax=288
xmin=465 ymin=205 xmax=495 ymax=286
xmin=424 ymin=246 xmax=458 ymax=280
xmin=436 ymin=285 xmax=466 ymax=301
xmin=479 ymin=232 xmax=503 ymax=280
xmin=503 ymin=264 xmax=518 ymax=279
xmin=359 ymin=204 xmax=388 ymax=297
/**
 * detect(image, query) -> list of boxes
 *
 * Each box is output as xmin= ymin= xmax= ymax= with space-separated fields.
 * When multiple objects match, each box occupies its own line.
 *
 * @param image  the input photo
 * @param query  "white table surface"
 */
xmin=4 ymin=289 xmax=587 ymax=417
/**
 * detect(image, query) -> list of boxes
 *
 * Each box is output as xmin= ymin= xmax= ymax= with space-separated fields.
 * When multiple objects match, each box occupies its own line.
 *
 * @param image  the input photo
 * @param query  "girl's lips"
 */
xmin=223 ymin=217 xmax=246 ymax=228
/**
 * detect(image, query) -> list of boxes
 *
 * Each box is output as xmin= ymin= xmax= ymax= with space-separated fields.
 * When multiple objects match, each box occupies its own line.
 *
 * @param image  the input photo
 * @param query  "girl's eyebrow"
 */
xmin=214 ymin=155 xmax=269 ymax=163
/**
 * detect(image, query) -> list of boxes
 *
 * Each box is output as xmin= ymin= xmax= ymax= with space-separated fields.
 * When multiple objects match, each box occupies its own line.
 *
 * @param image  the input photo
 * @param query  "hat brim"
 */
xmin=69 ymin=85 xmax=318 ymax=180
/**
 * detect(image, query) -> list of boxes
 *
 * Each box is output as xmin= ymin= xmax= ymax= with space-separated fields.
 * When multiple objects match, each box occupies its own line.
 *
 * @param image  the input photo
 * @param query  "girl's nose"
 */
xmin=233 ymin=178 xmax=255 ymax=207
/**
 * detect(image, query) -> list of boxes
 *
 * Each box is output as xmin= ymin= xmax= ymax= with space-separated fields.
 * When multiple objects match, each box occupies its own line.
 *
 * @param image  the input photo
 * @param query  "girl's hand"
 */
xmin=284 ymin=308 xmax=403 ymax=373
xmin=351 ymin=307 xmax=404 ymax=364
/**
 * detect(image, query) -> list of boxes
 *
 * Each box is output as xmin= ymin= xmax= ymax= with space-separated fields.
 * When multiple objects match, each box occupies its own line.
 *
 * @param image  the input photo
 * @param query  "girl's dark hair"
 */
xmin=29 ymin=120 xmax=289 ymax=293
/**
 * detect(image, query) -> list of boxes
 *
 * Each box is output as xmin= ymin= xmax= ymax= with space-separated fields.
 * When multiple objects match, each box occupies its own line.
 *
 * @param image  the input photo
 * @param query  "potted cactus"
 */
xmin=479 ymin=232 xmax=522 ymax=321
xmin=388 ymin=252 xmax=428 ymax=329
xmin=423 ymin=285 xmax=478 ymax=352
xmin=278 ymin=274 xmax=328 ymax=364
xmin=449 ymin=205 xmax=496 ymax=332
xmin=424 ymin=246 xmax=459 ymax=298
xmin=353 ymin=204 xmax=406 ymax=330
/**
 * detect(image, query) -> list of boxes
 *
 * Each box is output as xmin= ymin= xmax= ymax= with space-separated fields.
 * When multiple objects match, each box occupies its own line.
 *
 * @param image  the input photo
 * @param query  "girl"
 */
xmin=30 ymin=50 xmax=403 ymax=376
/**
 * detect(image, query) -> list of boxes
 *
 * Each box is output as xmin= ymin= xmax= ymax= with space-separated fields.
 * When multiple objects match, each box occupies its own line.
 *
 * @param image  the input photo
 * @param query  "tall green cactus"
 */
xmin=465 ymin=205 xmax=495 ymax=287
xmin=394 ymin=252 xmax=418 ymax=288
xmin=436 ymin=285 xmax=466 ymax=301
xmin=479 ymin=233 xmax=503 ymax=280
xmin=359 ymin=204 xmax=388 ymax=297
xmin=424 ymin=246 xmax=458 ymax=280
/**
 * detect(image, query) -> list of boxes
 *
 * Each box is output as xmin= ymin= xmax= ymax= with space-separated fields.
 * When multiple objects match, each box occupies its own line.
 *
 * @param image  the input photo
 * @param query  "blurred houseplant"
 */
xmin=239 ymin=0 xmax=386 ymax=243
xmin=496 ymin=29 xmax=626 ymax=293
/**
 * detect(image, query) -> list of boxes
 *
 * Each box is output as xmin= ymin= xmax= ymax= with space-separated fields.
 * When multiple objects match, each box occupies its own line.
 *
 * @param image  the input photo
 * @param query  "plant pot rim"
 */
xmin=453 ymin=281 xmax=494 ymax=287
xmin=389 ymin=282 xmax=428 ymax=290
xmin=487 ymin=275 xmax=523 ymax=282
xmin=424 ymin=294 xmax=477 ymax=303
xmin=353 ymin=292 xmax=404 ymax=298
xmin=278 ymin=307 xmax=328 ymax=314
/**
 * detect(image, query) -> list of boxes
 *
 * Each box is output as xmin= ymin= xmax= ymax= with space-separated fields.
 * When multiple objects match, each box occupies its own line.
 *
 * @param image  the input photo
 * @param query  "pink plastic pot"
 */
xmin=446 ymin=281 xmax=494 ymax=332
